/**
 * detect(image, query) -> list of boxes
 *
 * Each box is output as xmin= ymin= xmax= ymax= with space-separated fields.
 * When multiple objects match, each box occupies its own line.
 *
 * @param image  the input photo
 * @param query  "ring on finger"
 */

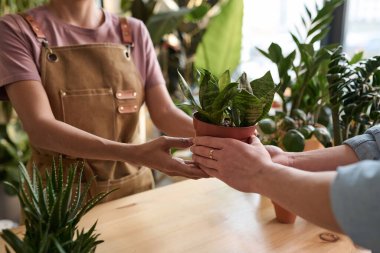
xmin=208 ymin=149 xmax=215 ymax=160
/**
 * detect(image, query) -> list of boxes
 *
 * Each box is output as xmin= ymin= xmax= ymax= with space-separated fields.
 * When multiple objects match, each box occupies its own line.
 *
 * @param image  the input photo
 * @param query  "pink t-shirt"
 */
xmin=0 ymin=6 xmax=165 ymax=98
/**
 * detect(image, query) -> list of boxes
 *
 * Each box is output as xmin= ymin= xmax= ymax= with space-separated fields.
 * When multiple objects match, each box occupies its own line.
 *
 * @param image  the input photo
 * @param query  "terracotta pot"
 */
xmin=193 ymin=112 xmax=256 ymax=143
xmin=272 ymin=201 xmax=297 ymax=224
xmin=271 ymin=136 xmax=325 ymax=224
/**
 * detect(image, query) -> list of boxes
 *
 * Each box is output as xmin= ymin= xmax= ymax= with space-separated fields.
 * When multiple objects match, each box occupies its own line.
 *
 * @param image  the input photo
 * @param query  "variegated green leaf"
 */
xmin=249 ymin=71 xmax=276 ymax=100
xmin=218 ymin=70 xmax=231 ymax=91
xmin=199 ymin=69 xmax=220 ymax=112
xmin=177 ymin=70 xmax=201 ymax=111
xmin=232 ymin=90 xmax=264 ymax=126
xmin=211 ymin=82 xmax=238 ymax=113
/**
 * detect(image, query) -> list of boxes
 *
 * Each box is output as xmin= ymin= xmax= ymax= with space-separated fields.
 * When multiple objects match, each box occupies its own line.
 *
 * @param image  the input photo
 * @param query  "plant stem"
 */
xmin=331 ymin=105 xmax=341 ymax=145
xmin=291 ymin=73 xmax=309 ymax=113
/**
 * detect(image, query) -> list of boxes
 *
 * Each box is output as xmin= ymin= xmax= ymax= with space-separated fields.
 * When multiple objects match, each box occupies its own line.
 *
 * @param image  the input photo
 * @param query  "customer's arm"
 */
xmin=331 ymin=161 xmax=380 ymax=252
xmin=266 ymin=145 xmax=358 ymax=171
xmin=267 ymin=125 xmax=380 ymax=172
xmin=191 ymin=136 xmax=341 ymax=231
xmin=193 ymin=136 xmax=380 ymax=251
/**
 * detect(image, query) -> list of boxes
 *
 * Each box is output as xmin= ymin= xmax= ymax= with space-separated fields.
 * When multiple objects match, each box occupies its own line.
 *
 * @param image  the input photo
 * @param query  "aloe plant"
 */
xmin=178 ymin=68 xmax=277 ymax=127
xmin=1 ymin=157 xmax=115 ymax=253
xmin=327 ymin=46 xmax=380 ymax=145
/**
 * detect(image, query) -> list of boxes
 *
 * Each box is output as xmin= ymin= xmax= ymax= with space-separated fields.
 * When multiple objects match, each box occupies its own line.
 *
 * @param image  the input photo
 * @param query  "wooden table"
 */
xmin=1 ymin=178 xmax=370 ymax=253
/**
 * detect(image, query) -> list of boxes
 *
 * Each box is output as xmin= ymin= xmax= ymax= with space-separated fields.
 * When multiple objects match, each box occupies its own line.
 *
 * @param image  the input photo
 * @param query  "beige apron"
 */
xmin=21 ymin=14 xmax=154 ymax=202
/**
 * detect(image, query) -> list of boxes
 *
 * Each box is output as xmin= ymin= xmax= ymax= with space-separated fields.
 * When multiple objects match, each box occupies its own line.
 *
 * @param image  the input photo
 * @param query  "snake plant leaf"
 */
xmin=211 ymin=82 xmax=238 ymax=113
xmin=230 ymin=107 xmax=241 ymax=127
xmin=231 ymin=90 xmax=264 ymax=126
xmin=249 ymin=72 xmax=278 ymax=123
xmin=195 ymin=0 xmax=243 ymax=76
xmin=238 ymin=73 xmax=253 ymax=94
xmin=199 ymin=69 xmax=219 ymax=112
xmin=177 ymin=70 xmax=201 ymax=111
xmin=250 ymin=71 xmax=276 ymax=100
xmin=218 ymin=69 xmax=231 ymax=92
xmin=179 ymin=68 xmax=276 ymax=127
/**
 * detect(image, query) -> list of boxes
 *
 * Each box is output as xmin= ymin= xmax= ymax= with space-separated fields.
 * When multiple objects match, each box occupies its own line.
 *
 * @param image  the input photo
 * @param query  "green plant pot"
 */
xmin=193 ymin=112 xmax=256 ymax=143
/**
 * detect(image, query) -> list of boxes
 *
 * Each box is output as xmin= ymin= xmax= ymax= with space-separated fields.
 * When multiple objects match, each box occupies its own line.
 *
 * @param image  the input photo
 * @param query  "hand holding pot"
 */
xmin=131 ymin=136 xmax=209 ymax=179
xmin=191 ymin=135 xmax=273 ymax=192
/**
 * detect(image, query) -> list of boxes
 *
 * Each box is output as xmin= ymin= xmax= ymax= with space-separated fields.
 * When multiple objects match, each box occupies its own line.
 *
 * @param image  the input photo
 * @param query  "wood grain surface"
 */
xmin=1 ymin=178 xmax=371 ymax=253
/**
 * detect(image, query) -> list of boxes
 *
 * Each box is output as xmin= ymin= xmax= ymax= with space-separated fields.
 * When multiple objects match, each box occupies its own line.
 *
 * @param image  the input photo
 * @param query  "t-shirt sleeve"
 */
xmin=331 ymin=161 xmax=380 ymax=252
xmin=0 ymin=15 xmax=41 ymax=92
xmin=136 ymin=20 xmax=165 ymax=90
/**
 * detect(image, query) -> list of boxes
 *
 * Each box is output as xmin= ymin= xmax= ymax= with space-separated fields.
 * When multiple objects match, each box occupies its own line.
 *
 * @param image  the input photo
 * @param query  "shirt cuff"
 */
xmin=331 ymin=161 xmax=380 ymax=252
xmin=344 ymin=133 xmax=380 ymax=160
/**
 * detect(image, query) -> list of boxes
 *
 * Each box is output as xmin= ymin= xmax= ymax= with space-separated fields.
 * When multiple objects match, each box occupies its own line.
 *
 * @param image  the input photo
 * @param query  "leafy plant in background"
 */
xmin=256 ymin=0 xmax=343 ymax=151
xmin=328 ymin=46 xmax=380 ymax=145
xmin=0 ymin=0 xmax=47 ymax=14
xmin=178 ymin=68 xmax=277 ymax=127
xmin=257 ymin=0 xmax=343 ymax=119
xmin=119 ymin=0 xmax=243 ymax=98
xmin=0 ymin=111 xmax=30 ymax=195
xmin=1 ymin=158 xmax=114 ymax=253
xmin=0 ymin=1 xmax=48 ymax=195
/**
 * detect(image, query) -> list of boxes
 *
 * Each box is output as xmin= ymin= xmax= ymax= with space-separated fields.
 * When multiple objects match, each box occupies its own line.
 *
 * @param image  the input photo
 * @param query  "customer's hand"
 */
xmin=191 ymin=136 xmax=273 ymax=192
xmin=265 ymin=145 xmax=293 ymax=167
xmin=132 ymin=136 xmax=209 ymax=179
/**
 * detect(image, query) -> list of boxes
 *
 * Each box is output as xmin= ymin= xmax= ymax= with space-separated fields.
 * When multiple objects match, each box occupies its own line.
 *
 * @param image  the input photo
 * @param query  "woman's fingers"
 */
xmin=198 ymin=164 xmax=218 ymax=178
xmin=193 ymin=136 xmax=226 ymax=149
xmin=170 ymin=157 xmax=209 ymax=178
xmin=163 ymin=136 xmax=193 ymax=149
xmin=190 ymin=145 xmax=220 ymax=161
xmin=192 ymin=154 xmax=219 ymax=169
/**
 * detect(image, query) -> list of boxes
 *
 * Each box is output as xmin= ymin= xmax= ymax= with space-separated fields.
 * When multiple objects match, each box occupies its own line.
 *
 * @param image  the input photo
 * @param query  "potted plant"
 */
xmin=177 ymin=68 xmax=278 ymax=142
xmin=256 ymin=0 xmax=344 ymax=223
xmin=1 ymin=157 xmax=114 ymax=253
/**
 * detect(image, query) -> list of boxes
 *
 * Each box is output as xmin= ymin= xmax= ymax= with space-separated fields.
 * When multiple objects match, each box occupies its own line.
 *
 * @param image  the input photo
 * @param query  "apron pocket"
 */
xmin=60 ymin=88 xmax=116 ymax=140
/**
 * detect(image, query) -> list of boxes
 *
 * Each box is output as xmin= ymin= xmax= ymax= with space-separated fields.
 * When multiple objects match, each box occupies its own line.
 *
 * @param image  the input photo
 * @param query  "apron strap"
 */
xmin=19 ymin=13 xmax=48 ymax=44
xmin=119 ymin=17 xmax=134 ymax=46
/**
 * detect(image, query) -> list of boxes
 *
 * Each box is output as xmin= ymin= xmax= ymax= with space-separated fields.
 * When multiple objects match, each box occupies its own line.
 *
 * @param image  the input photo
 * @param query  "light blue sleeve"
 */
xmin=344 ymin=125 xmax=380 ymax=160
xmin=331 ymin=160 xmax=380 ymax=253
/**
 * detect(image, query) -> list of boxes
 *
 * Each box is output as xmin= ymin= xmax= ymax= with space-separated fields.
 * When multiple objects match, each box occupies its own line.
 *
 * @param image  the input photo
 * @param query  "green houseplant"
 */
xmin=328 ymin=46 xmax=380 ymax=145
xmin=1 ymin=157 xmax=114 ymax=253
xmin=120 ymin=0 xmax=243 ymax=98
xmin=255 ymin=0 xmax=344 ymax=223
xmin=256 ymin=0 xmax=343 ymax=151
xmin=177 ymin=68 xmax=277 ymax=141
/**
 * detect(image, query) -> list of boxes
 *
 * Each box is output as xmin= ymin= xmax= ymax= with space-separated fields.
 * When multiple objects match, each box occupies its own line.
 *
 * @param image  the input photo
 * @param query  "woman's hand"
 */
xmin=265 ymin=145 xmax=293 ymax=167
xmin=191 ymin=136 xmax=273 ymax=192
xmin=131 ymin=136 xmax=209 ymax=179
